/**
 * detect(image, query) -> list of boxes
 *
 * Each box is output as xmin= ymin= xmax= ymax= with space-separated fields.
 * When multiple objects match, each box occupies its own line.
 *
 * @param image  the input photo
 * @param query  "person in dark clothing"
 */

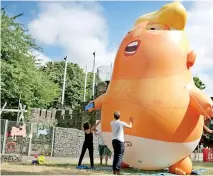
xmin=78 ymin=120 xmax=101 ymax=168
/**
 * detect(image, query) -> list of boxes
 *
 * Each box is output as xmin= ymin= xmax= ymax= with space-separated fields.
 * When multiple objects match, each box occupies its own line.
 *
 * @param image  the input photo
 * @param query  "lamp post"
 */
xmin=110 ymin=62 xmax=113 ymax=80
xmin=61 ymin=56 xmax=68 ymax=108
xmin=92 ymin=52 xmax=96 ymax=99
xmin=83 ymin=65 xmax=88 ymax=102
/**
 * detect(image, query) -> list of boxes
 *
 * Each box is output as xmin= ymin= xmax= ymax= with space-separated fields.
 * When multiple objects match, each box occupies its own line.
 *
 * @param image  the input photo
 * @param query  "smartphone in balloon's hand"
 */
xmin=85 ymin=102 xmax=95 ymax=111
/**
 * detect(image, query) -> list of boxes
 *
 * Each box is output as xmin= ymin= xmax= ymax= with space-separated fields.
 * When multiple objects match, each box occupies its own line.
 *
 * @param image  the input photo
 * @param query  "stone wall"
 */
xmin=53 ymin=127 xmax=99 ymax=158
xmin=1 ymin=154 xmax=22 ymax=163
xmin=30 ymin=108 xmax=56 ymax=126
xmin=30 ymin=106 xmax=97 ymax=130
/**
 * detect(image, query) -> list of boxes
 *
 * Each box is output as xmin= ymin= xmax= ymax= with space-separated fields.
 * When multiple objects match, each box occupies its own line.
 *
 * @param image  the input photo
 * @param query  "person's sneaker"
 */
xmin=191 ymin=171 xmax=199 ymax=175
xmin=117 ymin=170 xmax=124 ymax=175
xmin=76 ymin=165 xmax=88 ymax=169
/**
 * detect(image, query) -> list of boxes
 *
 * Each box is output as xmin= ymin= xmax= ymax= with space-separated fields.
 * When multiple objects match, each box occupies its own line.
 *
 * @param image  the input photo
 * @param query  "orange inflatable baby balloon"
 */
xmin=87 ymin=2 xmax=213 ymax=175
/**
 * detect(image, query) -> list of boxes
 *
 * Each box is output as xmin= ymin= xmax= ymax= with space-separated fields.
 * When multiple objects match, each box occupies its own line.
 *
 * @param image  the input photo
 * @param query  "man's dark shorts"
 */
xmin=98 ymin=145 xmax=112 ymax=157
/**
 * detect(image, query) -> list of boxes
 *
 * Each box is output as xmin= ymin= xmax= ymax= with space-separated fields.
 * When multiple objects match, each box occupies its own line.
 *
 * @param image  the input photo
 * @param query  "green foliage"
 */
xmin=193 ymin=77 xmax=206 ymax=90
xmin=44 ymin=62 xmax=97 ymax=108
xmin=1 ymin=8 xmax=60 ymax=109
xmin=86 ymin=72 xmax=95 ymax=101
xmin=0 ymin=7 xmax=105 ymax=121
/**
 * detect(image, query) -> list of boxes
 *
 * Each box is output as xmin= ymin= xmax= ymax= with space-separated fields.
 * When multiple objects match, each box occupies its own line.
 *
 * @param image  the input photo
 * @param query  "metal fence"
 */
xmin=1 ymin=119 xmax=7 ymax=153
xmin=190 ymin=145 xmax=203 ymax=162
xmin=1 ymin=119 xmax=211 ymax=162
xmin=1 ymin=119 xmax=54 ymax=156
xmin=0 ymin=119 xmax=99 ymax=158
xmin=30 ymin=123 xmax=53 ymax=156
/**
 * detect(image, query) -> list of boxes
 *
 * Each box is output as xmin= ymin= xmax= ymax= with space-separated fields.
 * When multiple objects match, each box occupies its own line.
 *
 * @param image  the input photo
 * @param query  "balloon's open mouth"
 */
xmin=125 ymin=40 xmax=140 ymax=55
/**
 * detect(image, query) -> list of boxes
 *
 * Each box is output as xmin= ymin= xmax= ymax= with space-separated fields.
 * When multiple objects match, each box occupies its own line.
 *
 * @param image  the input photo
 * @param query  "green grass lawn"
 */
xmin=1 ymin=162 xmax=213 ymax=175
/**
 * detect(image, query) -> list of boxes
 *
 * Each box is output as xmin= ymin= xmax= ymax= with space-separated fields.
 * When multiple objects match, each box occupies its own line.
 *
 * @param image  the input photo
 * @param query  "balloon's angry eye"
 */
xmin=146 ymin=27 xmax=161 ymax=30
xmin=145 ymin=23 xmax=170 ymax=31
xmin=150 ymin=28 xmax=157 ymax=30
xmin=125 ymin=40 xmax=140 ymax=55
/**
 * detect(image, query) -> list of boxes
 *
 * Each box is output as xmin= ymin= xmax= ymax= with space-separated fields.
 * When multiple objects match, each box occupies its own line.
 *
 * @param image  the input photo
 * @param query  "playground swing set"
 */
xmin=1 ymin=101 xmax=27 ymax=154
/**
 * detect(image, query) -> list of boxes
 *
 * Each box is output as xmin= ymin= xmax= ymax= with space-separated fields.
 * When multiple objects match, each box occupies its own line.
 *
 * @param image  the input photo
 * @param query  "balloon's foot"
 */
xmin=121 ymin=162 xmax=130 ymax=168
xmin=169 ymin=156 xmax=192 ymax=175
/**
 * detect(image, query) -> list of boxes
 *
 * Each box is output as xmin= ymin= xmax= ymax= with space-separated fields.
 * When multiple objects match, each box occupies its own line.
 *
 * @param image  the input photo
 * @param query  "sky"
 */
xmin=2 ymin=1 xmax=213 ymax=96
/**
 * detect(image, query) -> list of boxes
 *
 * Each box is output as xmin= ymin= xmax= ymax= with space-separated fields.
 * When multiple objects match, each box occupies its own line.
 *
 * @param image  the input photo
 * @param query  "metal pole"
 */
xmin=2 ymin=120 xmax=8 ymax=154
xmin=92 ymin=52 xmax=96 ymax=98
xmin=61 ymin=56 xmax=68 ymax=108
xmin=110 ymin=63 xmax=113 ymax=80
xmin=50 ymin=126 xmax=55 ymax=157
xmin=83 ymin=65 xmax=88 ymax=102
xmin=28 ymin=123 xmax=33 ymax=156
xmin=17 ymin=94 xmax=21 ymax=123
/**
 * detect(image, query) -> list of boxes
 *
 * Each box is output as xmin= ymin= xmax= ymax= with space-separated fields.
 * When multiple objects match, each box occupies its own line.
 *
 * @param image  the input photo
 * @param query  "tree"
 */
xmin=44 ymin=62 xmax=85 ymax=108
xmin=1 ymin=8 xmax=60 ymax=110
xmin=43 ymin=61 xmax=103 ymax=109
xmin=193 ymin=76 xmax=206 ymax=90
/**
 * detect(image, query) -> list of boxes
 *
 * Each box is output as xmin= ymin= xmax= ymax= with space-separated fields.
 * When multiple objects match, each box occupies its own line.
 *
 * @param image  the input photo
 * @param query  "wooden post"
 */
xmin=2 ymin=120 xmax=8 ymax=154
xmin=0 ymin=109 xmax=28 ymax=113
xmin=50 ymin=126 xmax=55 ymax=157
xmin=0 ymin=102 xmax=7 ymax=115
xmin=28 ymin=123 xmax=33 ymax=156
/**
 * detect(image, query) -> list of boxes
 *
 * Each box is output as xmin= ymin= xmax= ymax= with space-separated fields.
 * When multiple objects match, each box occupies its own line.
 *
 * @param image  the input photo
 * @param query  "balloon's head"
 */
xmin=112 ymin=2 xmax=195 ymax=80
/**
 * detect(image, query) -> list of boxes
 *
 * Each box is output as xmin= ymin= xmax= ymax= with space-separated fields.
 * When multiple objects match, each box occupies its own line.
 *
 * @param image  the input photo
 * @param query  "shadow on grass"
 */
xmin=16 ymin=163 xmax=104 ymax=168
xmin=2 ymin=171 xmax=41 ymax=175
xmin=19 ymin=163 xmax=74 ymax=168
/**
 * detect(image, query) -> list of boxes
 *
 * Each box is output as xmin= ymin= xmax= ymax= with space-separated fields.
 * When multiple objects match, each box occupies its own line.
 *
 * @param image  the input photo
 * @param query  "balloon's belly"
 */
xmin=101 ymin=101 xmax=203 ymax=143
xmin=102 ymin=132 xmax=200 ymax=170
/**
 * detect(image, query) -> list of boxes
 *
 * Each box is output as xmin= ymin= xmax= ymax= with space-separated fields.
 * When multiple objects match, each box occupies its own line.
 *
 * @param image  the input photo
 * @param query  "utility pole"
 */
xmin=61 ymin=56 xmax=68 ymax=108
xmin=83 ymin=65 xmax=88 ymax=102
xmin=16 ymin=94 xmax=21 ymax=123
xmin=92 ymin=52 xmax=96 ymax=99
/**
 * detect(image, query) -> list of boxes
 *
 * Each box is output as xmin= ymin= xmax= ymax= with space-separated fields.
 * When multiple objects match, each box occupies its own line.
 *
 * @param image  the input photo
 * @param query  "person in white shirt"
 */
xmin=95 ymin=129 xmax=112 ymax=165
xmin=110 ymin=111 xmax=133 ymax=175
